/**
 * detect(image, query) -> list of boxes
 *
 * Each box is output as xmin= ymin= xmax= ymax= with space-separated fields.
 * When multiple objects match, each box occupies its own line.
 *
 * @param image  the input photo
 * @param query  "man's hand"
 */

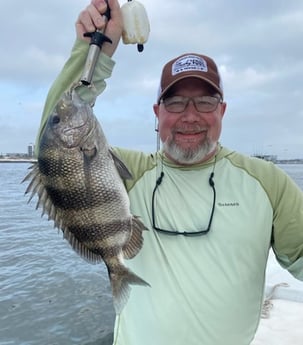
xmin=76 ymin=0 xmax=123 ymax=58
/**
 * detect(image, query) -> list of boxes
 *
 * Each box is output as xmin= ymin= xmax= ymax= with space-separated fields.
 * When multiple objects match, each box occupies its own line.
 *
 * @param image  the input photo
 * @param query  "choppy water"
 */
xmin=0 ymin=163 xmax=115 ymax=345
xmin=0 ymin=162 xmax=302 ymax=345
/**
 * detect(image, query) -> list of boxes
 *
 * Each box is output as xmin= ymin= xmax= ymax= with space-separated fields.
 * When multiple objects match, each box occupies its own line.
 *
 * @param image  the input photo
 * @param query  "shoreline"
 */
xmin=0 ymin=159 xmax=36 ymax=163
xmin=0 ymin=158 xmax=303 ymax=164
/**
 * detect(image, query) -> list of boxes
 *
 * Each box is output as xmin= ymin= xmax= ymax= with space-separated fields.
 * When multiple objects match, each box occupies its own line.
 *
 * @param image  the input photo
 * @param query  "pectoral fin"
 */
xmin=109 ymin=149 xmax=133 ymax=180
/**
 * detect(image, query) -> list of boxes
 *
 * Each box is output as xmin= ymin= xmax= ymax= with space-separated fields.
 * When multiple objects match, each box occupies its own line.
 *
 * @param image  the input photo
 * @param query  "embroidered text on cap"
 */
xmin=172 ymin=55 xmax=208 ymax=76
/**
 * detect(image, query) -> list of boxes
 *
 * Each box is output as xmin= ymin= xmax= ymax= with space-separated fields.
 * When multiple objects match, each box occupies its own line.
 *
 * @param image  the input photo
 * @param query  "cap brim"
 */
xmin=158 ymin=75 xmax=223 ymax=103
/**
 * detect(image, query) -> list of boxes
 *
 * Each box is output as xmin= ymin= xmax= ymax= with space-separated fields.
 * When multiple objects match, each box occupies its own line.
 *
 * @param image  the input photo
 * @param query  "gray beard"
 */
xmin=163 ymin=138 xmax=216 ymax=165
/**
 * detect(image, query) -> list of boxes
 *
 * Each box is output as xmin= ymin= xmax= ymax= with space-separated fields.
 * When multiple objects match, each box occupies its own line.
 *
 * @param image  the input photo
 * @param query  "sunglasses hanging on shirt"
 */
xmin=151 ymin=170 xmax=216 ymax=236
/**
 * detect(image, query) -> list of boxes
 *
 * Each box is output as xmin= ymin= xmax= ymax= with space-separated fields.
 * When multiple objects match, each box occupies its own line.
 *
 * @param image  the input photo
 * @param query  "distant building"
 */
xmin=253 ymin=154 xmax=277 ymax=163
xmin=28 ymin=143 xmax=35 ymax=157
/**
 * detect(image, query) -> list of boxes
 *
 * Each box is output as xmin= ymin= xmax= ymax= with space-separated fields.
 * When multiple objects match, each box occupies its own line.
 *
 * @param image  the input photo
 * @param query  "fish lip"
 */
xmin=62 ymin=125 xmax=86 ymax=136
xmin=58 ymin=122 xmax=93 ymax=148
xmin=62 ymin=112 xmax=90 ymax=135
xmin=58 ymin=111 xmax=94 ymax=146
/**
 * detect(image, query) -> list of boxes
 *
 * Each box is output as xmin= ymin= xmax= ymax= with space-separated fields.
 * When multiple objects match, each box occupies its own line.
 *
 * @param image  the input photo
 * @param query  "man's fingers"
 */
xmin=91 ymin=0 xmax=108 ymax=14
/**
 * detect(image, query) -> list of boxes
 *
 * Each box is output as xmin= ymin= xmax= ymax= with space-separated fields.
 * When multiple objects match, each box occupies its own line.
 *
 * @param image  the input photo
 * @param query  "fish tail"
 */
xmin=109 ymin=266 xmax=150 ymax=314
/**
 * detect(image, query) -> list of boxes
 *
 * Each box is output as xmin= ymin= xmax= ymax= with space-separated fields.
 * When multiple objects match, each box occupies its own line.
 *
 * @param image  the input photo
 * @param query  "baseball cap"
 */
xmin=157 ymin=53 xmax=223 ymax=103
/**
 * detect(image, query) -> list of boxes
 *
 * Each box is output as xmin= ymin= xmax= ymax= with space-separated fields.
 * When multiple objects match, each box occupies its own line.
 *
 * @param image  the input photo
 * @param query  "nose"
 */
xmin=181 ymin=100 xmax=201 ymax=122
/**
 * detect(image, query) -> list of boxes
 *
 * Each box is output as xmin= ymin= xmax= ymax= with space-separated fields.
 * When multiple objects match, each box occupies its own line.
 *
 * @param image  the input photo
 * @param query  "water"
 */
xmin=0 ymin=163 xmax=115 ymax=345
xmin=0 ymin=162 xmax=302 ymax=345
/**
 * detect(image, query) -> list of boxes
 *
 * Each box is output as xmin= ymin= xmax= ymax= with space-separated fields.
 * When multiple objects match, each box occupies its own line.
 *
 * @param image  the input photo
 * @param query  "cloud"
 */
xmin=0 ymin=0 xmax=303 ymax=159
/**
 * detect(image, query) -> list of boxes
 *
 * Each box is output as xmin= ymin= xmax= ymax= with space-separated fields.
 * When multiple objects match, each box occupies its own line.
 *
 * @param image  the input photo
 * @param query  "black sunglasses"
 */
xmin=151 ymin=171 xmax=216 ymax=236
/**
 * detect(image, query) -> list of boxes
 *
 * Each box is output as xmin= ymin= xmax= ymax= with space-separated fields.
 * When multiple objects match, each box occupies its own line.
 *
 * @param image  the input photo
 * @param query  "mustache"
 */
xmin=172 ymin=125 xmax=207 ymax=134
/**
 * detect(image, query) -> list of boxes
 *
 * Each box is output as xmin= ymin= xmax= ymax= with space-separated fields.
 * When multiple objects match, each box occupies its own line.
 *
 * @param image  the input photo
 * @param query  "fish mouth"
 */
xmin=63 ymin=125 xmax=86 ymax=136
xmin=61 ymin=120 xmax=93 ymax=148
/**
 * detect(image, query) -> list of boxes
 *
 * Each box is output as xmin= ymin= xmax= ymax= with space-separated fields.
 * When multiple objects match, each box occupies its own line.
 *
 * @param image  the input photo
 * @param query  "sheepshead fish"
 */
xmin=24 ymin=90 xmax=149 ymax=314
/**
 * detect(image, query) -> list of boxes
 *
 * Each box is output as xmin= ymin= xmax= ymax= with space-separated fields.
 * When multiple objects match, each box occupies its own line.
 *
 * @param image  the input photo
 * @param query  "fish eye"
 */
xmin=52 ymin=115 xmax=60 ymax=124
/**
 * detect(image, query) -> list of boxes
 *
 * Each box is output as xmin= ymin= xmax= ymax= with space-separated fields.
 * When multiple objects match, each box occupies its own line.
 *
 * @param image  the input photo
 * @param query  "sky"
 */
xmin=1 ymin=0 xmax=303 ymax=159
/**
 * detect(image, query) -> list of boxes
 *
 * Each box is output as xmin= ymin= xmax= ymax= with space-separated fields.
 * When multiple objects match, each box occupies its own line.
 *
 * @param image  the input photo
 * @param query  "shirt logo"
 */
xmin=218 ymin=202 xmax=240 ymax=207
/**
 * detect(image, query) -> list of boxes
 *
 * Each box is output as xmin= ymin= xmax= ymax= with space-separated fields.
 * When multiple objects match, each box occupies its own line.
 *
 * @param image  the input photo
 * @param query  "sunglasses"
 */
xmin=151 ymin=171 xmax=216 ymax=236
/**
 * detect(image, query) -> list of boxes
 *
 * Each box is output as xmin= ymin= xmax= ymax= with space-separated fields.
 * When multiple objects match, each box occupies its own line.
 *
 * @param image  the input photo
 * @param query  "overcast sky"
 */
xmin=1 ymin=0 xmax=303 ymax=158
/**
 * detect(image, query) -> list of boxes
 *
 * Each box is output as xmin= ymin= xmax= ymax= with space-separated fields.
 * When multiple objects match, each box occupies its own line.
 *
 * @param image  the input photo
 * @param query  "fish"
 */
xmin=23 ymin=89 xmax=149 ymax=314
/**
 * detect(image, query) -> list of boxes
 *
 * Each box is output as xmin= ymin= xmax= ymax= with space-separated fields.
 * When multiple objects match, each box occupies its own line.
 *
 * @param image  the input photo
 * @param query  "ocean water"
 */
xmin=0 ymin=162 xmax=302 ymax=345
xmin=0 ymin=163 xmax=115 ymax=345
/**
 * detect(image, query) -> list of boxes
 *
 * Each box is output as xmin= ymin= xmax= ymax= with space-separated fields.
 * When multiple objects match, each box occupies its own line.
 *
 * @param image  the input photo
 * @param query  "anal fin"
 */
xmin=122 ymin=216 xmax=148 ymax=259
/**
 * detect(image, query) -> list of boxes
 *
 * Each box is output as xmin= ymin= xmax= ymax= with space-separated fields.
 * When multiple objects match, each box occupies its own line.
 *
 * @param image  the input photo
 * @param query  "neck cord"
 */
xmin=151 ymin=154 xmax=218 ymax=235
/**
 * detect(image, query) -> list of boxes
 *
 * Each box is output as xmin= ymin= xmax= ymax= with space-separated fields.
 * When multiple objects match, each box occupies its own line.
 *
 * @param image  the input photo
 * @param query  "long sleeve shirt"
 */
xmin=36 ymin=39 xmax=303 ymax=345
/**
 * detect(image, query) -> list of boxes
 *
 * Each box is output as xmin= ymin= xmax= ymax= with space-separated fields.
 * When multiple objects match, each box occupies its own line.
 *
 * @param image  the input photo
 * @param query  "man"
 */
xmin=36 ymin=0 xmax=303 ymax=344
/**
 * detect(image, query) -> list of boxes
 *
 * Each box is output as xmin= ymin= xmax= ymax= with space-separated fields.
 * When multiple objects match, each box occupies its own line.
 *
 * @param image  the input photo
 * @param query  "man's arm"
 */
xmin=35 ymin=0 xmax=123 ymax=154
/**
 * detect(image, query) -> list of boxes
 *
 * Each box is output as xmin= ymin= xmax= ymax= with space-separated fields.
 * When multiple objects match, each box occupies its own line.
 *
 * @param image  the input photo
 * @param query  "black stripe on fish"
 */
xmin=39 ymin=156 xmax=84 ymax=179
xmin=44 ymin=185 xmax=121 ymax=210
xmin=45 ymin=186 xmax=90 ymax=210
xmin=66 ymin=220 xmax=130 ymax=243
xmin=38 ymin=156 xmax=67 ymax=178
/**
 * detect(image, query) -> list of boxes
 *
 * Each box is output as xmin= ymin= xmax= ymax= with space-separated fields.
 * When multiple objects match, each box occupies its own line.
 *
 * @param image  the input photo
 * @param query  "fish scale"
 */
xmin=24 ymin=89 xmax=150 ymax=314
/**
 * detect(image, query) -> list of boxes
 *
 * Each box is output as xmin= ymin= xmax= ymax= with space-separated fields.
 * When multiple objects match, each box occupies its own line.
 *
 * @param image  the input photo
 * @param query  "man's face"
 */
xmin=153 ymin=78 xmax=226 ymax=165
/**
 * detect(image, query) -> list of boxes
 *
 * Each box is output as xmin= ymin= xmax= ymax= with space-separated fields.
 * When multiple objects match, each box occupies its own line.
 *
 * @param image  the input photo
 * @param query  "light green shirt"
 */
xmin=37 ymin=39 xmax=303 ymax=345
xmin=111 ymin=147 xmax=303 ymax=345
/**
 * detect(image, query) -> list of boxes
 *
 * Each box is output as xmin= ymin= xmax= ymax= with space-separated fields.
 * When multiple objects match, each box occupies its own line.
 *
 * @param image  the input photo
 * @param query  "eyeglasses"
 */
xmin=151 ymin=172 xmax=216 ymax=236
xmin=160 ymin=95 xmax=222 ymax=113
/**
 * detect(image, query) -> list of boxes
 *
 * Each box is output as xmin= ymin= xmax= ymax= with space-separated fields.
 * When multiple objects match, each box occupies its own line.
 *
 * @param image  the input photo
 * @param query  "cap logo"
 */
xmin=172 ymin=55 xmax=208 ymax=76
